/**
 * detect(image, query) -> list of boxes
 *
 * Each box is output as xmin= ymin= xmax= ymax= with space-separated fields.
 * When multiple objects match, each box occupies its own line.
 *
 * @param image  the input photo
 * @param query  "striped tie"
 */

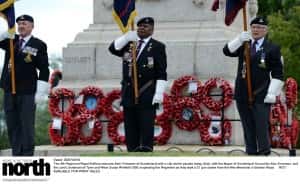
xmin=136 ymin=39 xmax=144 ymax=56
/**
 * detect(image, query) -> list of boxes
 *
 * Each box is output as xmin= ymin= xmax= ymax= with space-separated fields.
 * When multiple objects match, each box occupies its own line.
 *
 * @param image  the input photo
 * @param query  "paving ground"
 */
xmin=1 ymin=145 xmax=299 ymax=156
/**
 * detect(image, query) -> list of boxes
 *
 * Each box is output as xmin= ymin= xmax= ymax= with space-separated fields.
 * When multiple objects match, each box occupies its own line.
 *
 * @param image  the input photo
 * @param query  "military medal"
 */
xmin=23 ymin=46 xmax=38 ymax=56
xmin=259 ymin=51 xmax=266 ymax=68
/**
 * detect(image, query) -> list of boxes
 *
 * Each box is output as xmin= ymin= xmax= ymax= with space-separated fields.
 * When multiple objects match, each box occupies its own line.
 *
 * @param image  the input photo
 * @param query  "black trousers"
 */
xmin=236 ymin=101 xmax=271 ymax=155
xmin=3 ymin=93 xmax=36 ymax=156
xmin=123 ymin=106 xmax=156 ymax=152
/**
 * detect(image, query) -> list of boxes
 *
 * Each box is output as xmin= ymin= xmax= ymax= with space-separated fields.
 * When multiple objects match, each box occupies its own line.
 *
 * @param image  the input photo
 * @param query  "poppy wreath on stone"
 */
xmin=270 ymin=100 xmax=290 ymax=148
xmin=290 ymin=116 xmax=299 ymax=148
xmin=48 ymin=88 xmax=75 ymax=117
xmin=156 ymin=93 xmax=174 ymax=120
xmin=154 ymin=115 xmax=172 ymax=145
xmin=170 ymin=75 xmax=202 ymax=100
xmin=173 ymin=97 xmax=202 ymax=131
xmin=202 ymin=77 xmax=233 ymax=112
xmin=49 ymin=115 xmax=78 ymax=146
xmin=285 ymin=78 xmax=298 ymax=109
xmin=198 ymin=114 xmax=232 ymax=146
xmin=75 ymin=114 xmax=103 ymax=145
xmin=107 ymin=113 xmax=125 ymax=145
xmin=101 ymin=89 xmax=122 ymax=119
xmin=78 ymin=86 xmax=105 ymax=117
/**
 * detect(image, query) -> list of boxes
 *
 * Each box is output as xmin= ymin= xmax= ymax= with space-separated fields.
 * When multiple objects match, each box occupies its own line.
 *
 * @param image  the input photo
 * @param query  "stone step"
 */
xmin=0 ymin=145 xmax=297 ymax=156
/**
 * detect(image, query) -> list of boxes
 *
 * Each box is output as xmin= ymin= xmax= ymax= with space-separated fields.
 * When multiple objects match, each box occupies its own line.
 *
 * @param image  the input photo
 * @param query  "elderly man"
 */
xmin=0 ymin=14 xmax=50 ymax=156
xmin=223 ymin=17 xmax=284 ymax=155
xmin=109 ymin=17 xmax=167 ymax=152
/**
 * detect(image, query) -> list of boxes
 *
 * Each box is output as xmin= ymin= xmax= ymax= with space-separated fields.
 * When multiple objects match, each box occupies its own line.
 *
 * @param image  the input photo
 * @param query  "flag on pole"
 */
xmin=211 ymin=0 xmax=247 ymax=26
xmin=0 ymin=0 xmax=15 ymax=34
xmin=112 ymin=0 xmax=137 ymax=33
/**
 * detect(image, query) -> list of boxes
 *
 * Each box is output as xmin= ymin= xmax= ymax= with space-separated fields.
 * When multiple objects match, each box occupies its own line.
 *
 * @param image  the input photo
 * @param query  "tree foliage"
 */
xmin=258 ymin=0 xmax=300 ymax=17
xmin=257 ymin=1 xmax=300 ymax=147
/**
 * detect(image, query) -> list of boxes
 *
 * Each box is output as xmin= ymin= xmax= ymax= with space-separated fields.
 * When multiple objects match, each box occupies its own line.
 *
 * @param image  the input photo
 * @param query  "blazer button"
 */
xmin=127 ymin=82 xmax=130 ymax=86
xmin=143 ymin=65 xmax=146 ymax=67
xmin=139 ymin=74 xmax=142 ymax=78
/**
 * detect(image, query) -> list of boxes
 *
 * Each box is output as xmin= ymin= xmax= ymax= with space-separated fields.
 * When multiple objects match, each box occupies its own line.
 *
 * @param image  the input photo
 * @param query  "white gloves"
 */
xmin=0 ymin=31 xmax=14 ymax=41
xmin=228 ymin=31 xmax=251 ymax=52
xmin=114 ymin=31 xmax=138 ymax=50
xmin=152 ymin=80 xmax=167 ymax=105
xmin=264 ymin=78 xmax=284 ymax=103
xmin=35 ymin=80 xmax=50 ymax=104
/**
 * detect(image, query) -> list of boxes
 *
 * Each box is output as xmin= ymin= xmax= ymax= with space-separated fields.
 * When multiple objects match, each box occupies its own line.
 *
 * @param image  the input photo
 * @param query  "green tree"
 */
xmin=258 ymin=0 xmax=300 ymax=17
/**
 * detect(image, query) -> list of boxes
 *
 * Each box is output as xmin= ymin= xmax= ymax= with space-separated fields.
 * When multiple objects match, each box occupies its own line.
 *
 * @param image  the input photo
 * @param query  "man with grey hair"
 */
xmin=223 ymin=16 xmax=284 ymax=155
xmin=0 ymin=14 xmax=50 ymax=156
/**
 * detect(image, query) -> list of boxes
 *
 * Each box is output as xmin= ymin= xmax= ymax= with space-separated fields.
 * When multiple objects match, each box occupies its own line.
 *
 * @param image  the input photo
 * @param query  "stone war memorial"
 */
xmin=46 ymin=0 xmax=297 ymax=154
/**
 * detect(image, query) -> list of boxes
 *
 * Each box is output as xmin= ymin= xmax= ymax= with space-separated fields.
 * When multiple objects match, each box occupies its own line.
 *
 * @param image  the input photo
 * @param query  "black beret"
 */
xmin=16 ymin=14 xmax=34 ymax=23
xmin=250 ymin=17 xmax=267 ymax=26
xmin=137 ymin=17 xmax=154 ymax=26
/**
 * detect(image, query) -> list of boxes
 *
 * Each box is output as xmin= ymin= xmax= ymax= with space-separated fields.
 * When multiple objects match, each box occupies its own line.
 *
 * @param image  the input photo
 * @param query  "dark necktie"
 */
xmin=136 ymin=39 xmax=144 ymax=56
xmin=251 ymin=40 xmax=257 ymax=56
xmin=18 ymin=38 xmax=24 ymax=51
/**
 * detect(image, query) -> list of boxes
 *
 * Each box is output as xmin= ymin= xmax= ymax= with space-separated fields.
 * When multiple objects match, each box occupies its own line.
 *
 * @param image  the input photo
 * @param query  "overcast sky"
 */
xmin=0 ymin=0 xmax=93 ymax=56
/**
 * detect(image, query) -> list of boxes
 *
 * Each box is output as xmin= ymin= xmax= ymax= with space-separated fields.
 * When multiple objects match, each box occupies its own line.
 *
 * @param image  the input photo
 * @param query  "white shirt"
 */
xmin=251 ymin=37 xmax=264 ymax=52
xmin=19 ymin=34 xmax=32 ymax=50
xmin=137 ymin=36 xmax=151 ymax=58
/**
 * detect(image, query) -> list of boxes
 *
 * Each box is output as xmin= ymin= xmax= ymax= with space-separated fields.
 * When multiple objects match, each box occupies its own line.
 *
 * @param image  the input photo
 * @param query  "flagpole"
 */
xmin=9 ymin=38 xmax=16 ymax=94
xmin=242 ymin=6 xmax=253 ymax=106
xmin=131 ymin=21 xmax=139 ymax=104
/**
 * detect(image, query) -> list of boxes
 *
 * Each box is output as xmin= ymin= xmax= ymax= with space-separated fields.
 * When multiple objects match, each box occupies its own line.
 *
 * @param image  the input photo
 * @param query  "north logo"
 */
xmin=2 ymin=159 xmax=50 ymax=176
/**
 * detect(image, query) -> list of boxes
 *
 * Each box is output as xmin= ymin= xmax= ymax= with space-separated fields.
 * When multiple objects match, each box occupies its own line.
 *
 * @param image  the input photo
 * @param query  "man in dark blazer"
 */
xmin=0 ymin=15 xmax=50 ymax=156
xmin=109 ymin=17 xmax=167 ymax=152
xmin=223 ymin=17 xmax=283 ymax=155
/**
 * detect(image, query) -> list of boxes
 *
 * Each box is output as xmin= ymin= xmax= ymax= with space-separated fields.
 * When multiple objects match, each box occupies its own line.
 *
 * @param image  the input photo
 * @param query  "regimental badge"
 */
xmin=147 ymin=57 xmax=154 ymax=68
xmin=258 ymin=51 xmax=266 ymax=69
xmin=147 ymin=42 xmax=153 ymax=52
xmin=24 ymin=53 xmax=32 ymax=63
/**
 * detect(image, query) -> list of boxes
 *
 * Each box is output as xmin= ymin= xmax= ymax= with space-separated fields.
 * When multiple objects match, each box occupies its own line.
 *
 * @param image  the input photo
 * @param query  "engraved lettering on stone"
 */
xmin=192 ymin=0 xmax=206 ymax=8
xmin=64 ymin=56 xmax=92 ymax=64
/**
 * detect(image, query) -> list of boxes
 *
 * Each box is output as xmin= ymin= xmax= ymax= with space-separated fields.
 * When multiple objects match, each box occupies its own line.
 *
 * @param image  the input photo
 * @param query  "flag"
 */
xmin=211 ymin=0 xmax=247 ymax=26
xmin=112 ymin=0 xmax=137 ymax=33
xmin=0 ymin=0 xmax=15 ymax=34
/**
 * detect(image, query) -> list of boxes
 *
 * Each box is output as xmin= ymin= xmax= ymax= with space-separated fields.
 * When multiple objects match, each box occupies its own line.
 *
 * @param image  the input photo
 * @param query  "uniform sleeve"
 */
xmin=223 ymin=44 xmax=241 ymax=57
xmin=155 ymin=43 xmax=167 ymax=80
xmin=269 ymin=45 xmax=283 ymax=80
xmin=0 ymin=39 xmax=9 ymax=51
xmin=36 ymin=41 xmax=50 ymax=82
xmin=108 ymin=41 xmax=127 ymax=57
